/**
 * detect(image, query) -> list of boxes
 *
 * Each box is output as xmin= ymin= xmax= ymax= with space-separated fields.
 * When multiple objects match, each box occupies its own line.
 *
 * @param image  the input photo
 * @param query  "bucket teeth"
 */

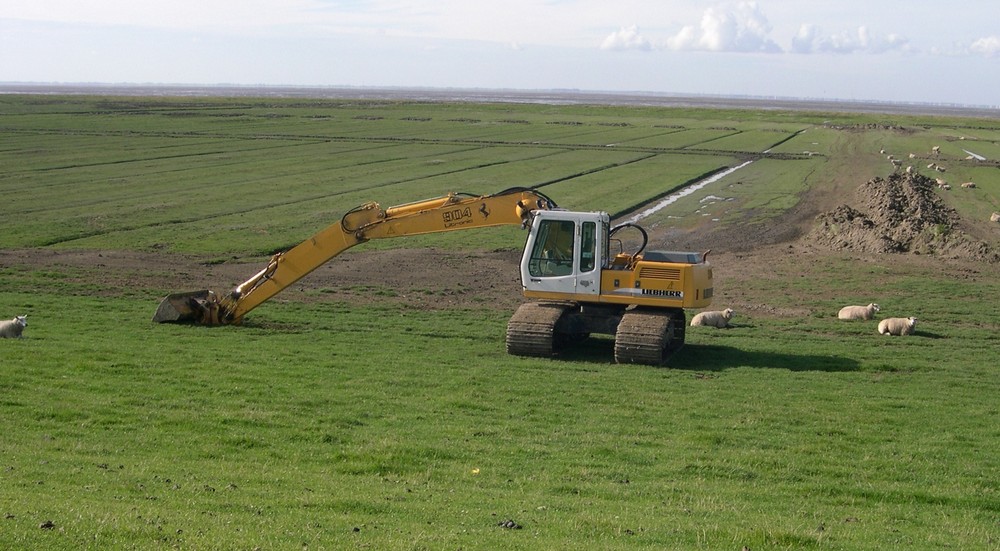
xmin=152 ymin=290 xmax=216 ymax=324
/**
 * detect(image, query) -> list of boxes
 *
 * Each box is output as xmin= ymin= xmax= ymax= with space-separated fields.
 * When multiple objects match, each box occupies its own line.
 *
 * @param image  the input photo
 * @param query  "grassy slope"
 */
xmin=1 ymin=96 xmax=998 ymax=549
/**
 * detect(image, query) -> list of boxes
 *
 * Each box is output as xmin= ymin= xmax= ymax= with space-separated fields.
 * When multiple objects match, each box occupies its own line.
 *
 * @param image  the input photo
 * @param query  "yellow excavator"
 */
xmin=154 ymin=187 xmax=714 ymax=365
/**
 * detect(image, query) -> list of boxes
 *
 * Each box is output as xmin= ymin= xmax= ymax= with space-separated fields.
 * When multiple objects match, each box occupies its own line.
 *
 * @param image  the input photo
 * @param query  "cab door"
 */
xmin=574 ymin=219 xmax=600 ymax=296
xmin=521 ymin=214 xmax=602 ymax=296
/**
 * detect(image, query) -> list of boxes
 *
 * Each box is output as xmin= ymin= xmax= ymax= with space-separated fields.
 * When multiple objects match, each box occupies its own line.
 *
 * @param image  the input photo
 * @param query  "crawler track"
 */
xmin=614 ymin=308 xmax=685 ymax=365
xmin=505 ymin=302 xmax=570 ymax=357
xmin=507 ymin=302 xmax=686 ymax=365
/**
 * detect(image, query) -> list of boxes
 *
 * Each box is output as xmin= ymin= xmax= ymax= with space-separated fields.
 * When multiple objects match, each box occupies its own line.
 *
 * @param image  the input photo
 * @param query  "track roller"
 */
xmin=614 ymin=308 xmax=685 ymax=365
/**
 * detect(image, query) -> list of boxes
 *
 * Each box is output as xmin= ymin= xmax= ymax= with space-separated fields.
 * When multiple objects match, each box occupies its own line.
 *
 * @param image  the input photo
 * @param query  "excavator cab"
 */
xmin=521 ymin=211 xmax=607 ymax=297
xmin=519 ymin=209 xmax=712 ymax=311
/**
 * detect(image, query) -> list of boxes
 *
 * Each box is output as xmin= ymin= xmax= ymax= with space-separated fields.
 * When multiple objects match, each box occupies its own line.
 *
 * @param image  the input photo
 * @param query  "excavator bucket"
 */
xmin=152 ymin=290 xmax=215 ymax=324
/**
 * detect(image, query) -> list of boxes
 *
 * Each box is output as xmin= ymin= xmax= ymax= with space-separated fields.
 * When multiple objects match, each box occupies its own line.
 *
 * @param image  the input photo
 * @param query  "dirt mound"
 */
xmin=808 ymin=172 xmax=998 ymax=262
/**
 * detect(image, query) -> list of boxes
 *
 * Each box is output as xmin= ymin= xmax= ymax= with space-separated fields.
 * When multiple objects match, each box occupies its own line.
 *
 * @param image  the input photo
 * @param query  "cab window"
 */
xmin=528 ymin=219 xmax=575 ymax=277
xmin=580 ymin=221 xmax=596 ymax=272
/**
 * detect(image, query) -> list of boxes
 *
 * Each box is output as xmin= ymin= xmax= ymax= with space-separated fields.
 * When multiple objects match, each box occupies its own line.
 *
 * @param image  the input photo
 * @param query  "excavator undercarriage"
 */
xmin=505 ymin=302 xmax=686 ymax=365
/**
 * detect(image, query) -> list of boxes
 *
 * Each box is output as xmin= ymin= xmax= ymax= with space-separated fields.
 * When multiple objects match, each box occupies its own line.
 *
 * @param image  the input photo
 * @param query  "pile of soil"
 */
xmin=808 ymin=172 xmax=999 ymax=262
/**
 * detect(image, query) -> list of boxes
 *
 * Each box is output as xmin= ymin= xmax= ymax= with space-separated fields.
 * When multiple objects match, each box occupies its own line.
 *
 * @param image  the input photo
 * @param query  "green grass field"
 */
xmin=1 ymin=95 xmax=998 ymax=549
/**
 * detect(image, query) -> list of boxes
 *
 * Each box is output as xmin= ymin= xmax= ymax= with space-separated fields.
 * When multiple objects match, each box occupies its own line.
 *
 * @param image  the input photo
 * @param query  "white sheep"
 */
xmin=960 ymin=182 xmax=976 ymax=188
xmin=990 ymin=212 xmax=1000 ymax=223
xmin=878 ymin=317 xmax=917 ymax=336
xmin=932 ymin=145 xmax=941 ymax=155
xmin=690 ymin=308 xmax=734 ymax=328
xmin=0 ymin=315 xmax=27 ymax=338
xmin=837 ymin=303 xmax=880 ymax=320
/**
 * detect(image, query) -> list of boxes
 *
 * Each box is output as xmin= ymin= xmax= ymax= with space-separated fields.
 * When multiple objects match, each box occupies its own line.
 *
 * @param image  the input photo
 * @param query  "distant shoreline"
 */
xmin=2 ymin=82 xmax=998 ymax=119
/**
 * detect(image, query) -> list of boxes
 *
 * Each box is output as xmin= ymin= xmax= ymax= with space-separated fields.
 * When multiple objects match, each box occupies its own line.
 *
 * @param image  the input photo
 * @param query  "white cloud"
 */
xmin=600 ymin=25 xmax=652 ymax=51
xmin=790 ymin=24 xmax=911 ymax=54
xmin=790 ymin=24 xmax=820 ymax=54
xmin=665 ymin=2 xmax=781 ymax=53
xmin=970 ymin=35 xmax=1000 ymax=57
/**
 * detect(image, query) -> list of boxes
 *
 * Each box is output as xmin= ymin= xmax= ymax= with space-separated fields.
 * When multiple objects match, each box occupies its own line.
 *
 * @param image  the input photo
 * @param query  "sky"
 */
xmin=2 ymin=1 xmax=998 ymax=106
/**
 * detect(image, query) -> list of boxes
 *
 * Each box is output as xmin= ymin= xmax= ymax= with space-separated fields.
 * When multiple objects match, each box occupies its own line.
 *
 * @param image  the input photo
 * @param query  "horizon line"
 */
xmin=2 ymin=81 xmax=998 ymax=118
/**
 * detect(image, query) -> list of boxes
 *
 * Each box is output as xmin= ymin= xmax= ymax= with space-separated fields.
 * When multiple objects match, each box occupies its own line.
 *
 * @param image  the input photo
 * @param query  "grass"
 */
xmin=2 ymin=285 xmax=997 ymax=549
xmin=2 ymin=95 xmax=997 ymax=254
xmin=1 ymin=95 xmax=999 ymax=549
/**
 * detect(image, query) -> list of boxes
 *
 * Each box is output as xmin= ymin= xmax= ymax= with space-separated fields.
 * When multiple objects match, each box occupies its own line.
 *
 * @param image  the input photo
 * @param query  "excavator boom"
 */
xmin=153 ymin=187 xmax=556 ymax=325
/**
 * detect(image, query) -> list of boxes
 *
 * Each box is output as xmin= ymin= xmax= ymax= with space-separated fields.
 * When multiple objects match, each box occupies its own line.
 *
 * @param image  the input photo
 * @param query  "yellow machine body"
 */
xmin=154 ymin=187 xmax=714 ymax=365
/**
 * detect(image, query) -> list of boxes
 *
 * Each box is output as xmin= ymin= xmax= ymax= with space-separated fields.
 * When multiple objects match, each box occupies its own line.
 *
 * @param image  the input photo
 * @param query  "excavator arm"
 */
xmin=153 ymin=187 xmax=556 ymax=325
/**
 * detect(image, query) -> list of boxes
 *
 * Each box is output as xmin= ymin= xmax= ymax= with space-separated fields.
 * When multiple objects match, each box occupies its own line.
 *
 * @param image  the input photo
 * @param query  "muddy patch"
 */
xmin=807 ymin=172 xmax=998 ymax=262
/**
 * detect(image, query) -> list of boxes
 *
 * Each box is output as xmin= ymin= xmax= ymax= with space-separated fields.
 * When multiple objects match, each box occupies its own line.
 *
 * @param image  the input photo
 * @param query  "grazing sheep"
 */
xmin=690 ymin=308 xmax=734 ymax=328
xmin=838 ymin=303 xmax=880 ymax=320
xmin=927 ymin=162 xmax=937 ymax=169
xmin=878 ymin=317 xmax=917 ymax=336
xmin=0 ymin=315 xmax=27 ymax=338
xmin=935 ymin=165 xmax=946 ymax=173
xmin=932 ymin=145 xmax=941 ymax=155
xmin=960 ymin=182 xmax=976 ymax=188
xmin=991 ymin=212 xmax=1000 ymax=223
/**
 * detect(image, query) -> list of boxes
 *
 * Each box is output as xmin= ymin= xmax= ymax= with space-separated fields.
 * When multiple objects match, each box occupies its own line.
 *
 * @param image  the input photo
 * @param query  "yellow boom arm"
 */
xmin=153 ymin=187 xmax=555 ymax=325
